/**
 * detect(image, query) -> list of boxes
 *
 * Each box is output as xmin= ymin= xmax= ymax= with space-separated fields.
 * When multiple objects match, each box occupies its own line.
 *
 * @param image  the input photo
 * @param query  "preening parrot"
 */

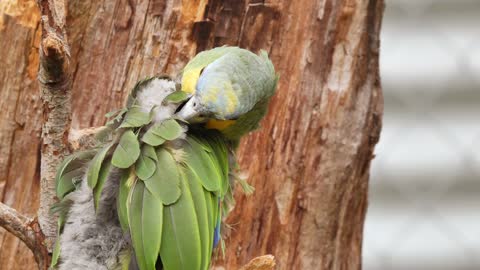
xmin=51 ymin=46 xmax=278 ymax=270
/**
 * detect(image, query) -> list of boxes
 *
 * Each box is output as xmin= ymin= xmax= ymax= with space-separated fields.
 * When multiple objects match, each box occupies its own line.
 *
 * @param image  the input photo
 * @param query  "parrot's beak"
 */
xmin=176 ymin=97 xmax=201 ymax=121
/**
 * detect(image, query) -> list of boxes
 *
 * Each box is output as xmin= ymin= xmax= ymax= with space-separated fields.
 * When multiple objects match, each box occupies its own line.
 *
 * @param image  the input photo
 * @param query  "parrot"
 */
xmin=51 ymin=46 xmax=278 ymax=270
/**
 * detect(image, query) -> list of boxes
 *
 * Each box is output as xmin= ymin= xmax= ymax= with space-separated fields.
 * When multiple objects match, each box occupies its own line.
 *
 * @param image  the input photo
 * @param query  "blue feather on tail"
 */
xmin=213 ymin=199 xmax=221 ymax=248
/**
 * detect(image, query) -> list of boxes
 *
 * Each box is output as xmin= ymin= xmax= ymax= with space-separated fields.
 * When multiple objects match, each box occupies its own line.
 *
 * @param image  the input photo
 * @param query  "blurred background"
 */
xmin=364 ymin=0 xmax=480 ymax=269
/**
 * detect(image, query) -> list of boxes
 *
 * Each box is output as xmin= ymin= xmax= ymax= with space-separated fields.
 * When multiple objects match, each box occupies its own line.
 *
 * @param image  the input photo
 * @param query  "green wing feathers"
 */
xmin=120 ymin=131 xmax=229 ymax=270
xmin=54 ymin=125 xmax=230 ymax=270
xmin=53 ymin=77 xmax=240 ymax=270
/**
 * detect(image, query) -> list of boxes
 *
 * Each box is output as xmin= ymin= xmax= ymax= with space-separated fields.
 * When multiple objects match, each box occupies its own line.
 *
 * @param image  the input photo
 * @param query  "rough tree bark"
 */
xmin=0 ymin=0 xmax=384 ymax=269
xmin=36 ymin=0 xmax=72 ymax=248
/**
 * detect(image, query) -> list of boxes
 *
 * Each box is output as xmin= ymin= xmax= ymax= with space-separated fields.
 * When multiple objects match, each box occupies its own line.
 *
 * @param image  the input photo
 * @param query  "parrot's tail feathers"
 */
xmin=220 ymin=238 xmax=227 ymax=259
xmin=235 ymin=172 xmax=255 ymax=195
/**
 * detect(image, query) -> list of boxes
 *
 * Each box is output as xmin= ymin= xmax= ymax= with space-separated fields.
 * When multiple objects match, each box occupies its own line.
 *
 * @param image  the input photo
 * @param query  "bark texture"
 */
xmin=0 ymin=0 xmax=383 ymax=269
xmin=37 ymin=0 xmax=72 ymax=248
xmin=0 ymin=203 xmax=49 ymax=270
xmin=219 ymin=1 xmax=384 ymax=269
xmin=0 ymin=1 xmax=43 ymax=268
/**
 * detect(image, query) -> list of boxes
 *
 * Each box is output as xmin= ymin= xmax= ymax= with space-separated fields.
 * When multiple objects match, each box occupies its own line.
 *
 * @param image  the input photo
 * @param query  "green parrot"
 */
xmin=51 ymin=46 xmax=278 ymax=270
xmin=179 ymin=46 xmax=277 ymax=140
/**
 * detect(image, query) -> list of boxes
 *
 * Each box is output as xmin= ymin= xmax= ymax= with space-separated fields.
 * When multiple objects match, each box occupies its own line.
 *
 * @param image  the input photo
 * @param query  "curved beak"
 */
xmin=176 ymin=97 xmax=200 ymax=121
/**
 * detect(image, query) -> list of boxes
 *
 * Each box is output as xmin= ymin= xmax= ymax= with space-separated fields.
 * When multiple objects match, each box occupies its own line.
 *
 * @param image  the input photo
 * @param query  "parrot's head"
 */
xmin=177 ymin=72 xmax=238 ymax=121
xmin=177 ymin=47 xmax=278 ymax=140
xmin=176 ymin=75 xmax=240 ymax=135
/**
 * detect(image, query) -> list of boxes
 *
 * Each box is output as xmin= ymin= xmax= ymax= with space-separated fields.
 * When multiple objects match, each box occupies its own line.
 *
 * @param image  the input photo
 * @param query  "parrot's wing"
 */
xmin=53 ymin=76 xmax=235 ymax=270
xmin=117 ymin=130 xmax=228 ymax=270
xmin=51 ymin=77 xmax=176 ymax=270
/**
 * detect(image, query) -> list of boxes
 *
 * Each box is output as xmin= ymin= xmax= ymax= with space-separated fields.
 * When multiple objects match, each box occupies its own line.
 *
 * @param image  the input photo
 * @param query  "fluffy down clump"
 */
xmin=136 ymin=79 xmax=177 ymax=123
xmin=58 ymin=171 xmax=126 ymax=270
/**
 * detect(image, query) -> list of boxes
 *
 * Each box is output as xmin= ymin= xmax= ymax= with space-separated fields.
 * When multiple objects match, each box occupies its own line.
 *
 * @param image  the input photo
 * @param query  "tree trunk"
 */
xmin=0 ymin=0 xmax=384 ymax=269
xmin=218 ymin=1 xmax=384 ymax=269
xmin=0 ymin=1 xmax=43 ymax=268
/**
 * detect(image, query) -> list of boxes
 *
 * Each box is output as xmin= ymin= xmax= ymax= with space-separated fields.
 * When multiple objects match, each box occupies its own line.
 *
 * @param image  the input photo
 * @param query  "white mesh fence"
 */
xmin=364 ymin=1 xmax=480 ymax=269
